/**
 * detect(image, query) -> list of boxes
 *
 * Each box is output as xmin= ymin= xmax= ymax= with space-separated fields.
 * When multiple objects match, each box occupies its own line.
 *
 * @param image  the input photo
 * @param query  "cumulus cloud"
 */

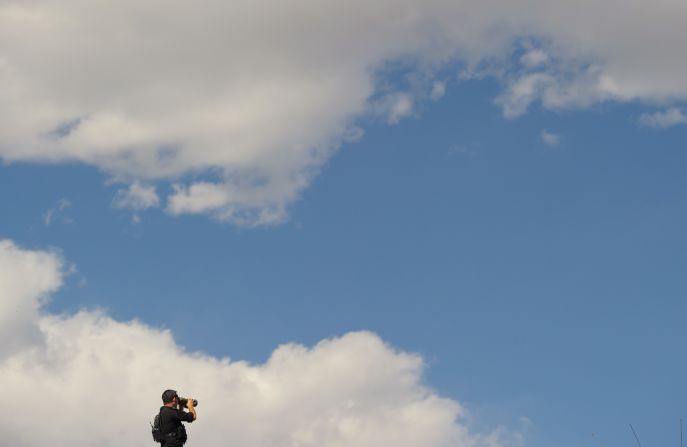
xmin=112 ymin=181 xmax=160 ymax=211
xmin=540 ymin=130 xmax=561 ymax=147
xmin=0 ymin=239 xmax=511 ymax=447
xmin=639 ymin=108 xmax=687 ymax=128
xmin=166 ymin=179 xmax=302 ymax=226
xmin=431 ymin=81 xmax=447 ymax=101
xmin=383 ymin=93 xmax=416 ymax=125
xmin=520 ymin=50 xmax=548 ymax=69
xmin=0 ymin=240 xmax=63 ymax=356
xmin=2 ymin=1 xmax=687 ymax=223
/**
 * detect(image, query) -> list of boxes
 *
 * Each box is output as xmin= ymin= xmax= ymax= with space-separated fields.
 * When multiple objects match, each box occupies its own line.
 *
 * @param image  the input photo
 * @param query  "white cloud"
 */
xmin=0 ymin=239 xmax=513 ymax=447
xmin=0 ymin=240 xmax=63 ymax=357
xmin=431 ymin=81 xmax=447 ymax=101
xmin=520 ymin=50 xmax=548 ymax=68
xmin=496 ymin=73 xmax=556 ymax=119
xmin=368 ymin=91 xmax=416 ymax=126
xmin=639 ymin=108 xmax=687 ymax=128
xmin=540 ymin=130 xmax=561 ymax=147
xmin=43 ymin=198 xmax=72 ymax=226
xmin=386 ymin=93 xmax=415 ymax=124
xmin=2 ymin=1 xmax=687 ymax=223
xmin=112 ymin=181 xmax=160 ymax=211
xmin=166 ymin=180 xmax=298 ymax=226
xmin=494 ymin=62 xmax=616 ymax=118
xmin=42 ymin=210 xmax=54 ymax=226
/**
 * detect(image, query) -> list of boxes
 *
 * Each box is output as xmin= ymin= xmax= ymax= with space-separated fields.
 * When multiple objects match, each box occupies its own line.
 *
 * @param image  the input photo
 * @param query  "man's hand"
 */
xmin=187 ymin=397 xmax=197 ymax=420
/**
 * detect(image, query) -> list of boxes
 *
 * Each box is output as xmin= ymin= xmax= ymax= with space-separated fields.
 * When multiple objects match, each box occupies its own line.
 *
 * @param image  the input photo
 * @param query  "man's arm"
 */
xmin=186 ymin=398 xmax=197 ymax=421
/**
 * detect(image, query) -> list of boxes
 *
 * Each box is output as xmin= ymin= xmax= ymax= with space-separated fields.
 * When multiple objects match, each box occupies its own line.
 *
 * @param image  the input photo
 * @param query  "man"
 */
xmin=159 ymin=389 xmax=197 ymax=446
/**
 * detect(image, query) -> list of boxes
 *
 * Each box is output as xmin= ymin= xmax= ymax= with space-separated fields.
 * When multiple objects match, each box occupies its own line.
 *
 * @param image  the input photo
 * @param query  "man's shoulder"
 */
xmin=160 ymin=406 xmax=186 ymax=416
xmin=160 ymin=406 xmax=178 ymax=416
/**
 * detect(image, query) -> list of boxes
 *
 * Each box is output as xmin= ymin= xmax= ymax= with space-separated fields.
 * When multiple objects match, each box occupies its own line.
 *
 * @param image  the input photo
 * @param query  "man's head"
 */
xmin=162 ymin=389 xmax=178 ymax=406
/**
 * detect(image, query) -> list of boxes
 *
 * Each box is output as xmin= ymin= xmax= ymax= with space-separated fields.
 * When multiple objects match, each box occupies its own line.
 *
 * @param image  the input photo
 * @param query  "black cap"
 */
xmin=162 ymin=389 xmax=178 ymax=404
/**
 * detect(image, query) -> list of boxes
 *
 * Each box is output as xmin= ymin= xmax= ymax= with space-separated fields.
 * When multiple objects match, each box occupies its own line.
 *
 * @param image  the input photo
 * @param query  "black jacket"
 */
xmin=159 ymin=406 xmax=194 ymax=444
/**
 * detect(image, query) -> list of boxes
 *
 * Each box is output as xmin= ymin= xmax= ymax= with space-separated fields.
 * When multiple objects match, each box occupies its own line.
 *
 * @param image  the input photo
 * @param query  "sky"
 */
xmin=1 ymin=2 xmax=687 ymax=447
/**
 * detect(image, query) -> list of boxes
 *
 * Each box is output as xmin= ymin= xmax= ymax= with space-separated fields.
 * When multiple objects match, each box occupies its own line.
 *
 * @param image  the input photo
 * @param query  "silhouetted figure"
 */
xmin=158 ymin=389 xmax=196 ymax=446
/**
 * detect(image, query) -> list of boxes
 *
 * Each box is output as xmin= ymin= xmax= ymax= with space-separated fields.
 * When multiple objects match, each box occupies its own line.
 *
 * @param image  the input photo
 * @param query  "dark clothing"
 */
xmin=159 ymin=406 xmax=194 ymax=446
xmin=162 ymin=440 xmax=185 ymax=447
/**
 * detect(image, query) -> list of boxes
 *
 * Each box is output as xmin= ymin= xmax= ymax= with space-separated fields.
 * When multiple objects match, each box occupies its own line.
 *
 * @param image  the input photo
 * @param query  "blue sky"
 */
xmin=3 ymin=75 xmax=687 ymax=447
xmin=2 ymin=3 xmax=687 ymax=447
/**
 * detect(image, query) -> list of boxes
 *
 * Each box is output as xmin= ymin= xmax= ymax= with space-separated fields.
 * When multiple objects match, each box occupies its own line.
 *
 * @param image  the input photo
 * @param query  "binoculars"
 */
xmin=178 ymin=397 xmax=198 ymax=407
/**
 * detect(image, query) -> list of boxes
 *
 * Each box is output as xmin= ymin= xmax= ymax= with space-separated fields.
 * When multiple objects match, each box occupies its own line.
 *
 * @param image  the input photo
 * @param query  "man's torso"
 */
xmin=159 ymin=406 xmax=193 ymax=445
